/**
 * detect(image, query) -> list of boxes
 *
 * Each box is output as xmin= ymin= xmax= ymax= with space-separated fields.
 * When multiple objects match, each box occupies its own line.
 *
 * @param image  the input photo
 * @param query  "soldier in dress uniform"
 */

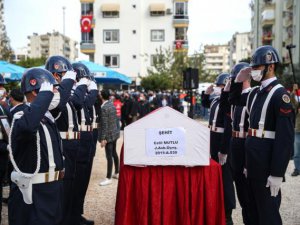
xmin=235 ymin=45 xmax=295 ymax=225
xmin=0 ymin=75 xmax=11 ymax=224
xmin=8 ymin=68 xmax=64 ymax=225
xmin=201 ymin=73 xmax=236 ymax=225
xmin=72 ymin=62 xmax=98 ymax=225
xmin=45 ymin=56 xmax=87 ymax=225
xmin=220 ymin=62 xmax=255 ymax=225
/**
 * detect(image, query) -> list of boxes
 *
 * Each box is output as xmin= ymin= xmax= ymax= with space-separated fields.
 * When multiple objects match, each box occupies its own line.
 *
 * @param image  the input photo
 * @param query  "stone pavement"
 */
xmin=1 ymin=129 xmax=300 ymax=225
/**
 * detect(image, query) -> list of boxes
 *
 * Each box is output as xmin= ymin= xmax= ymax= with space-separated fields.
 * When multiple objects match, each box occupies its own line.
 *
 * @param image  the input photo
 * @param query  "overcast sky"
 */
xmin=4 ymin=0 xmax=251 ymax=59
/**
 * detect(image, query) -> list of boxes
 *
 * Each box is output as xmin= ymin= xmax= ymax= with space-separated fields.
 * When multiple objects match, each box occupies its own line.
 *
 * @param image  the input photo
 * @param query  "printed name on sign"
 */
xmin=146 ymin=127 xmax=186 ymax=157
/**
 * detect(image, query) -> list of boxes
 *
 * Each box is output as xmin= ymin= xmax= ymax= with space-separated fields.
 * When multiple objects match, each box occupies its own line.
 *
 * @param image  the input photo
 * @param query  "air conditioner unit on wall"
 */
xmin=166 ymin=8 xmax=172 ymax=15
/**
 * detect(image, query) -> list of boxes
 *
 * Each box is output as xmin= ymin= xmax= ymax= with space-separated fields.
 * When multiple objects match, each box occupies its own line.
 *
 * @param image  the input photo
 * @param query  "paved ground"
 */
xmin=2 ymin=130 xmax=300 ymax=225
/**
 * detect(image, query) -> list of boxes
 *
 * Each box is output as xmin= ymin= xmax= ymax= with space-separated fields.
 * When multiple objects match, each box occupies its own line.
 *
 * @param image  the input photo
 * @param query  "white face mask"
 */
xmin=49 ymin=92 xmax=60 ymax=110
xmin=251 ymin=70 xmax=263 ymax=82
xmin=213 ymin=87 xmax=222 ymax=96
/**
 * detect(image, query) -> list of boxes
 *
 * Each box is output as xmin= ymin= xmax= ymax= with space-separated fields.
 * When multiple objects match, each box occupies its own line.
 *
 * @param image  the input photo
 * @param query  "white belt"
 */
xmin=232 ymin=130 xmax=247 ymax=139
xmin=60 ymin=131 xmax=80 ymax=140
xmin=248 ymin=128 xmax=275 ymax=139
xmin=31 ymin=170 xmax=64 ymax=184
xmin=80 ymin=125 xmax=93 ymax=132
xmin=209 ymin=125 xmax=224 ymax=133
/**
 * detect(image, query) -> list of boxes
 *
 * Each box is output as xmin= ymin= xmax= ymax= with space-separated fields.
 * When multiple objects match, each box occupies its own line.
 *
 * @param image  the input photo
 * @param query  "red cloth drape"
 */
xmin=115 ymin=145 xmax=225 ymax=225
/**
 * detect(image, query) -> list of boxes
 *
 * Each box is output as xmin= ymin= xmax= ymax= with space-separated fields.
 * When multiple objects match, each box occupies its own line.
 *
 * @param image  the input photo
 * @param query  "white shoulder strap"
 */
xmin=258 ymin=84 xmax=283 ymax=130
xmin=66 ymin=103 xmax=74 ymax=132
xmin=239 ymin=106 xmax=247 ymax=131
xmin=246 ymin=86 xmax=259 ymax=115
xmin=8 ymin=111 xmax=41 ymax=178
xmin=40 ymin=123 xmax=56 ymax=174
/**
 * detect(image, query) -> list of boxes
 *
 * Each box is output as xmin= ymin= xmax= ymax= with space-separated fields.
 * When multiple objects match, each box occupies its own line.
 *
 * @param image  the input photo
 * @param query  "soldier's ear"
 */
xmin=32 ymin=90 xmax=38 ymax=97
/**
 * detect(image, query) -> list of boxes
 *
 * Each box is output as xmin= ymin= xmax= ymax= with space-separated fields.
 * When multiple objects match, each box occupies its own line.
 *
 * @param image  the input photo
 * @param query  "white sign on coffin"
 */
xmin=124 ymin=106 xmax=210 ymax=166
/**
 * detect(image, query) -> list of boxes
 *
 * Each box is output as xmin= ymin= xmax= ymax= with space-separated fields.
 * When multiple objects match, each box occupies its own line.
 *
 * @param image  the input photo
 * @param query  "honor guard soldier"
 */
xmin=220 ymin=62 xmax=255 ymax=225
xmin=201 ymin=73 xmax=236 ymax=225
xmin=0 ymin=75 xmax=11 ymax=224
xmin=235 ymin=45 xmax=295 ymax=225
xmin=8 ymin=68 xmax=64 ymax=225
xmin=45 ymin=56 xmax=87 ymax=225
xmin=72 ymin=62 xmax=98 ymax=225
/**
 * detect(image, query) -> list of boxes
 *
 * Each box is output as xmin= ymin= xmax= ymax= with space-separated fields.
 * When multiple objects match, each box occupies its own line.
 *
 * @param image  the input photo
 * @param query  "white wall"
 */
xmin=94 ymin=0 xmax=174 ymax=82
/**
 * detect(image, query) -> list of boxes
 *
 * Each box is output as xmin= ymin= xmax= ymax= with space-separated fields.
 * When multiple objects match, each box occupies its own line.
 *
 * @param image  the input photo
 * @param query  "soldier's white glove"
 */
xmin=77 ymin=77 xmax=90 ymax=87
xmin=218 ymin=152 xmax=227 ymax=166
xmin=243 ymin=168 xmax=247 ymax=178
xmin=61 ymin=70 xmax=77 ymax=81
xmin=39 ymin=82 xmax=53 ymax=93
xmin=205 ymin=84 xmax=214 ymax=95
xmin=266 ymin=176 xmax=283 ymax=197
xmin=88 ymin=81 xmax=98 ymax=92
xmin=235 ymin=67 xmax=252 ymax=83
xmin=224 ymin=79 xmax=231 ymax=92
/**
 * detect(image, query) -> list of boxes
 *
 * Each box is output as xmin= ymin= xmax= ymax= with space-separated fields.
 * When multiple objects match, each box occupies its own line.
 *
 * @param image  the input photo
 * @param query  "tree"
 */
xmin=16 ymin=57 xmax=47 ymax=68
xmin=141 ymin=47 xmax=210 ymax=91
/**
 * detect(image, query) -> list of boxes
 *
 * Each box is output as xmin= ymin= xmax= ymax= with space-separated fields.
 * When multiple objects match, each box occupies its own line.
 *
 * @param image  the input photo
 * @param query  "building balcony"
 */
xmin=284 ymin=19 xmax=293 ymax=28
xmin=80 ymin=0 xmax=94 ymax=3
xmin=173 ymin=18 xmax=189 ymax=28
xmin=173 ymin=40 xmax=188 ymax=52
xmin=262 ymin=0 xmax=275 ymax=9
xmin=262 ymin=34 xmax=274 ymax=41
xmin=286 ymin=0 xmax=293 ymax=10
xmin=41 ymin=41 xmax=49 ymax=47
xmin=80 ymin=41 xmax=95 ymax=54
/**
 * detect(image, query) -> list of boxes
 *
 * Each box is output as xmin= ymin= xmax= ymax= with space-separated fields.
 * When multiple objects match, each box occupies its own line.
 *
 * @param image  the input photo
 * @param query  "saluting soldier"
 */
xmin=72 ymin=62 xmax=98 ymax=225
xmin=8 ymin=68 xmax=64 ymax=225
xmin=201 ymin=73 xmax=236 ymax=225
xmin=220 ymin=62 xmax=255 ymax=225
xmin=235 ymin=45 xmax=295 ymax=225
xmin=45 ymin=55 xmax=87 ymax=225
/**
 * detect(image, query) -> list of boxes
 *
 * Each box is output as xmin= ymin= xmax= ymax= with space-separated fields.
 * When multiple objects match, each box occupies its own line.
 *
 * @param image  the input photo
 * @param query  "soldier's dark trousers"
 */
xmin=79 ymin=129 xmax=98 ymax=215
xmin=247 ymin=178 xmax=282 ymax=225
xmin=8 ymin=181 xmax=63 ymax=225
xmin=210 ymin=132 xmax=236 ymax=221
xmin=72 ymin=131 xmax=93 ymax=224
xmin=231 ymin=138 xmax=256 ymax=225
xmin=60 ymin=140 xmax=80 ymax=225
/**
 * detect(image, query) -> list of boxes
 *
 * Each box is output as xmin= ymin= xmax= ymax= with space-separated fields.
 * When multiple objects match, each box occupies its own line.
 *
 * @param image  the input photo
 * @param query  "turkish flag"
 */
xmin=175 ymin=41 xmax=182 ymax=49
xmin=81 ymin=15 xmax=93 ymax=33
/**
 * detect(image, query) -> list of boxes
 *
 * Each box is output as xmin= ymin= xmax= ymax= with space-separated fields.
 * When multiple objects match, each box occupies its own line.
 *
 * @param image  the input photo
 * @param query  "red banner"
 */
xmin=81 ymin=15 xmax=93 ymax=33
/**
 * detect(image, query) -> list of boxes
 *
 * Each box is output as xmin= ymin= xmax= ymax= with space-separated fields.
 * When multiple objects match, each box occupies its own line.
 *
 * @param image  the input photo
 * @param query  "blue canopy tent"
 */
xmin=77 ymin=60 xmax=131 ymax=84
xmin=0 ymin=60 xmax=26 ymax=81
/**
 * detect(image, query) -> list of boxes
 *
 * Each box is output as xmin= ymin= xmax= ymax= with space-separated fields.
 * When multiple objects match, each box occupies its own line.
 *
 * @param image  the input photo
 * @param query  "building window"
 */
xmin=133 ymin=55 xmax=136 ymax=59
xmin=150 ymin=11 xmax=165 ymax=16
xmin=132 ymin=4 xmax=136 ymax=8
xmin=103 ymin=11 xmax=119 ymax=18
xmin=174 ymin=2 xmax=188 ymax=19
xmin=175 ymin=27 xmax=188 ymax=40
xmin=151 ymin=30 xmax=165 ymax=42
xmin=150 ymin=54 xmax=164 ymax=66
xmin=81 ymin=30 xmax=94 ymax=43
xmin=104 ymin=55 xmax=119 ymax=68
xmin=81 ymin=3 xmax=93 ymax=15
xmin=132 ymin=30 xmax=136 ymax=34
xmin=103 ymin=30 xmax=119 ymax=43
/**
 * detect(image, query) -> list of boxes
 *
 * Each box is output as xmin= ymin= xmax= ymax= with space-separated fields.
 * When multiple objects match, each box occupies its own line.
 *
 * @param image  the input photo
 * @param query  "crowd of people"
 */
xmin=0 ymin=44 xmax=298 ymax=225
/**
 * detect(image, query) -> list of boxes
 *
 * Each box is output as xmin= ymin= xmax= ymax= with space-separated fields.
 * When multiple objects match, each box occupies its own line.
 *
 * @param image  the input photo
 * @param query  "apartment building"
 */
xmin=203 ymin=44 xmax=230 ymax=75
xmin=79 ymin=0 xmax=189 ymax=83
xmin=228 ymin=32 xmax=252 ymax=68
xmin=250 ymin=0 xmax=300 ymax=67
xmin=28 ymin=32 xmax=78 ymax=61
xmin=11 ymin=47 xmax=29 ymax=63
